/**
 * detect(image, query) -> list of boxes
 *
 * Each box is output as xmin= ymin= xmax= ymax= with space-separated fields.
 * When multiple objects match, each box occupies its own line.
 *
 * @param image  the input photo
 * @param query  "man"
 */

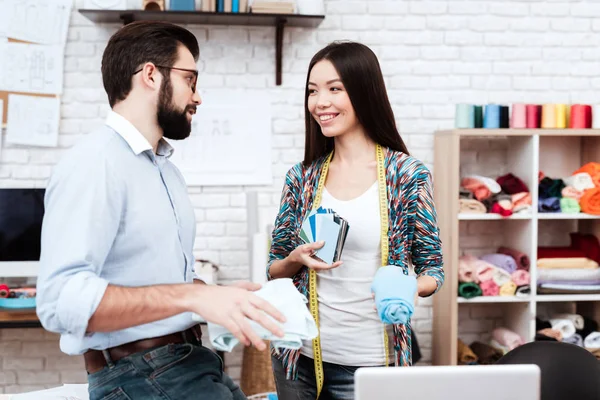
xmin=36 ymin=21 xmax=284 ymax=400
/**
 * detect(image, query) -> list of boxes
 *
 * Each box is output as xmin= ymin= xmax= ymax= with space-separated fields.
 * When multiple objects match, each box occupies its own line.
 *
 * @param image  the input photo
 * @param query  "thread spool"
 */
xmin=571 ymin=104 xmax=592 ymax=129
xmin=455 ymin=104 xmax=475 ymax=128
xmin=526 ymin=104 xmax=541 ymax=128
xmin=593 ymin=105 xmax=600 ymax=129
xmin=511 ymin=104 xmax=527 ymax=128
xmin=474 ymin=105 xmax=484 ymax=128
xmin=500 ymin=106 xmax=510 ymax=128
xmin=484 ymin=104 xmax=501 ymax=128
xmin=0 ymin=284 xmax=9 ymax=298
xmin=541 ymin=104 xmax=556 ymax=128
xmin=555 ymin=104 xmax=567 ymax=128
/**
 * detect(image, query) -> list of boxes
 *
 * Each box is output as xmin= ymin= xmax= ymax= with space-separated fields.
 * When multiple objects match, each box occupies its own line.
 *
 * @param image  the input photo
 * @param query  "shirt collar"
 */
xmin=105 ymin=110 xmax=174 ymax=158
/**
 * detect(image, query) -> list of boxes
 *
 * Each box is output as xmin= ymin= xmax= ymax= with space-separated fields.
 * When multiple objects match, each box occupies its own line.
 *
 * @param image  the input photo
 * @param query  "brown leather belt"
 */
xmin=84 ymin=324 xmax=203 ymax=374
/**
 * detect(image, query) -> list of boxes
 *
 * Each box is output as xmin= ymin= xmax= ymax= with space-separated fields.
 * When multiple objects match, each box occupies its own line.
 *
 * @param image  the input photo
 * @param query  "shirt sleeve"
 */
xmin=36 ymin=153 xmax=122 ymax=338
xmin=411 ymin=167 xmax=445 ymax=296
xmin=266 ymin=165 xmax=301 ymax=281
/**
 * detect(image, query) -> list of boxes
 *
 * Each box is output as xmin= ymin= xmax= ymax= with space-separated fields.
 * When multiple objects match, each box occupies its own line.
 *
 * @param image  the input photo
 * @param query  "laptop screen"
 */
xmin=0 ymin=188 xmax=45 ymax=261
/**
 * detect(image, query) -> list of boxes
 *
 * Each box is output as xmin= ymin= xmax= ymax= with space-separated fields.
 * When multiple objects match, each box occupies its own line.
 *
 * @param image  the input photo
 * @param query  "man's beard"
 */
xmin=157 ymin=77 xmax=195 ymax=141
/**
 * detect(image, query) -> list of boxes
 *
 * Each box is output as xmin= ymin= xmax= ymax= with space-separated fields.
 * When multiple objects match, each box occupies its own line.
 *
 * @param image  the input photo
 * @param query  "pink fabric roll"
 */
xmin=480 ymin=279 xmax=500 ymax=296
xmin=476 ymin=262 xmax=497 ymax=283
xmin=511 ymin=104 xmax=527 ymax=128
xmin=562 ymin=186 xmax=584 ymax=201
xmin=459 ymin=255 xmax=479 ymax=283
xmin=511 ymin=269 xmax=530 ymax=286
xmin=492 ymin=327 xmax=524 ymax=350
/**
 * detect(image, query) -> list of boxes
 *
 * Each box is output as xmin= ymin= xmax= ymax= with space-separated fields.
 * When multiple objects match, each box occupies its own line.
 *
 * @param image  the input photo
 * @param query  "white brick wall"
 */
xmin=1 ymin=0 xmax=598 ymax=392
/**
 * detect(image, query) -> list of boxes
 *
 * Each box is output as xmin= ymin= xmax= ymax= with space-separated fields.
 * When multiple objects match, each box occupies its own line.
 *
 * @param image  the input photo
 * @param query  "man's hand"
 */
xmin=189 ymin=284 xmax=286 ymax=351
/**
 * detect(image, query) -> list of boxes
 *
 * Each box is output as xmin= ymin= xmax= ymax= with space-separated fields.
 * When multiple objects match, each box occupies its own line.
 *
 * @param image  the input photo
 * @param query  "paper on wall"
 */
xmin=0 ymin=42 xmax=64 ymax=95
xmin=6 ymin=94 xmax=60 ymax=148
xmin=4 ymin=0 xmax=72 ymax=46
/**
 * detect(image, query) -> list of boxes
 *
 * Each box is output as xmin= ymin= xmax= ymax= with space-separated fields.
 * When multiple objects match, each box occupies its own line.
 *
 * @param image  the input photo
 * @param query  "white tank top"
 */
xmin=300 ymin=181 xmax=392 ymax=366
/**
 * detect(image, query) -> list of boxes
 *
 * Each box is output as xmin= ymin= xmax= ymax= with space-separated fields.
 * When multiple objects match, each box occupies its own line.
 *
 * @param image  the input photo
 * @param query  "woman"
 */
xmin=266 ymin=41 xmax=444 ymax=400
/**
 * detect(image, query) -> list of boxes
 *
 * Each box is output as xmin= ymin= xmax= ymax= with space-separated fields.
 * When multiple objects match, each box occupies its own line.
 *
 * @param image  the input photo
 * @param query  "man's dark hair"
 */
xmin=101 ymin=21 xmax=199 ymax=107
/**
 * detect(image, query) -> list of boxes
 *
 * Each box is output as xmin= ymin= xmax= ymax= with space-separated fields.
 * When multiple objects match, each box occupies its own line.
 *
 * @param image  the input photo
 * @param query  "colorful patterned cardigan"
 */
xmin=266 ymin=147 xmax=445 ymax=380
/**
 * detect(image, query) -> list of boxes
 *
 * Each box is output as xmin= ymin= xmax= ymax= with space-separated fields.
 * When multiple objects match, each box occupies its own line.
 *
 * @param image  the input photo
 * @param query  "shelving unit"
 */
xmin=78 ymin=9 xmax=325 ymax=86
xmin=432 ymin=129 xmax=600 ymax=366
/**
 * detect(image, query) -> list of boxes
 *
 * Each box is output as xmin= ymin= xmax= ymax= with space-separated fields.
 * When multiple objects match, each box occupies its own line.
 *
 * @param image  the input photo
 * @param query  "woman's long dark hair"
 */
xmin=303 ymin=41 xmax=409 ymax=165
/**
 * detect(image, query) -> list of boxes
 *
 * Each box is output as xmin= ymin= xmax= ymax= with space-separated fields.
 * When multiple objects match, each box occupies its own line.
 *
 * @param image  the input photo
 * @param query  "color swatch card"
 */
xmin=300 ymin=207 xmax=349 ymax=265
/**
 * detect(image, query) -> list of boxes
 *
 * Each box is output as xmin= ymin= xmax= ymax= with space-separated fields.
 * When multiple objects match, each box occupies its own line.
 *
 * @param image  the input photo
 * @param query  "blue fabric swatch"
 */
xmin=371 ymin=266 xmax=417 ymax=325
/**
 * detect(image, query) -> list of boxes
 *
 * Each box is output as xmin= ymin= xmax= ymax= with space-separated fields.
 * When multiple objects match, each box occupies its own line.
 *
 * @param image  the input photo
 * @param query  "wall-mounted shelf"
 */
xmin=0 ymin=308 xmax=40 ymax=329
xmin=78 ymin=9 xmax=325 ymax=86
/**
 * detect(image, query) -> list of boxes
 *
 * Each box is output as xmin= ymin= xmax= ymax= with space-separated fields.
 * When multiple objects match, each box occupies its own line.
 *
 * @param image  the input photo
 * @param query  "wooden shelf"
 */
xmin=538 ymin=213 xmax=600 ymax=220
xmin=458 ymin=213 xmax=532 ymax=220
xmin=78 ymin=9 xmax=325 ymax=86
xmin=458 ymin=296 xmax=532 ymax=303
xmin=437 ymin=129 xmax=600 ymax=137
xmin=0 ymin=308 xmax=40 ymax=329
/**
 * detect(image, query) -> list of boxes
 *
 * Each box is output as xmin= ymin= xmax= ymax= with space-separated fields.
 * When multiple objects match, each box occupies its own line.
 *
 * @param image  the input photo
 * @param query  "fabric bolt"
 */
xmin=459 ymin=199 xmax=487 ymax=214
xmin=493 ymin=328 xmax=524 ymax=350
xmin=511 ymin=270 xmax=530 ymax=286
xmin=563 ymin=333 xmax=584 ymax=347
xmin=457 ymin=339 xmax=478 ymax=365
xmin=479 ymin=279 xmax=500 ymax=296
xmin=481 ymin=253 xmax=518 ymax=274
xmin=549 ymin=319 xmax=576 ymax=339
xmin=538 ymin=197 xmax=561 ymax=213
xmin=560 ymin=197 xmax=581 ymax=214
xmin=539 ymin=177 xmax=566 ymax=199
xmin=499 ymin=281 xmax=517 ymax=296
xmin=469 ymin=342 xmax=503 ymax=364
xmin=498 ymin=247 xmax=530 ymax=270
xmin=583 ymin=332 xmax=600 ymax=349
xmin=515 ymin=285 xmax=530 ymax=296
xmin=564 ymin=173 xmax=595 ymax=192
xmin=561 ymin=186 xmax=584 ymax=201
xmin=458 ymin=282 xmax=482 ymax=299
xmin=579 ymin=188 xmax=600 ymax=215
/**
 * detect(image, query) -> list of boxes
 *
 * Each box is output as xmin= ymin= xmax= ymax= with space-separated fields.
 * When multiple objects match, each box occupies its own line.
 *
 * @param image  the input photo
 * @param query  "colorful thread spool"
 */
xmin=484 ymin=104 xmax=501 ymax=128
xmin=570 ymin=104 xmax=592 ymax=129
xmin=455 ymin=104 xmax=475 ymax=128
xmin=511 ymin=104 xmax=527 ymax=128
xmin=541 ymin=104 xmax=556 ymax=128
xmin=593 ymin=105 xmax=600 ymax=129
xmin=526 ymin=104 xmax=541 ymax=128
xmin=0 ymin=284 xmax=9 ymax=298
xmin=555 ymin=104 xmax=568 ymax=128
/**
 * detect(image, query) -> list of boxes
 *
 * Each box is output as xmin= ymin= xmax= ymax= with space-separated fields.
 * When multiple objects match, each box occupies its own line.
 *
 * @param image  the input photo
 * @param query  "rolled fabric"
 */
xmin=560 ymin=197 xmax=581 ymax=214
xmin=538 ymin=197 xmax=561 ymax=213
xmin=553 ymin=313 xmax=585 ymax=330
xmin=481 ymin=253 xmax=518 ymax=274
xmin=459 ymin=255 xmax=479 ymax=282
xmin=371 ymin=266 xmax=417 ymax=325
xmin=549 ymin=319 xmax=576 ymax=339
xmin=493 ymin=327 xmax=524 ymax=350
xmin=539 ymin=177 xmax=565 ymax=199
xmin=498 ymin=246 xmax=530 ymax=270
xmin=496 ymin=173 xmax=529 ymax=194
xmin=491 ymin=202 xmax=513 ymax=217
xmin=511 ymin=192 xmax=532 ymax=213
xmin=457 ymin=339 xmax=478 ymax=365
xmin=573 ymin=162 xmax=600 ymax=188
xmin=577 ymin=316 xmax=599 ymax=339
xmin=476 ymin=262 xmax=496 ymax=282
xmin=489 ymin=339 xmax=510 ymax=355
xmin=537 ymin=247 xmax=586 ymax=258
xmin=458 ymin=282 xmax=482 ymax=299
xmin=563 ymin=333 xmax=584 ymax=347
xmin=561 ymin=186 xmax=584 ymax=201
xmin=459 ymin=199 xmax=487 ymax=214
xmin=537 ymin=328 xmax=563 ymax=342
xmin=0 ymin=284 xmax=9 ymax=298
xmin=470 ymin=341 xmax=503 ymax=364
xmin=516 ymin=285 xmax=530 ymax=296
xmin=511 ymin=270 xmax=530 ymax=286
xmin=493 ymin=268 xmax=512 ymax=287
xmin=463 ymin=175 xmax=502 ymax=194
xmin=499 ymin=281 xmax=517 ymax=296
xmin=583 ymin=332 xmax=600 ymax=349
xmin=460 ymin=177 xmax=492 ymax=201
xmin=564 ymin=172 xmax=595 ymax=192
xmin=480 ymin=279 xmax=500 ymax=296
xmin=579 ymin=187 xmax=600 ymax=215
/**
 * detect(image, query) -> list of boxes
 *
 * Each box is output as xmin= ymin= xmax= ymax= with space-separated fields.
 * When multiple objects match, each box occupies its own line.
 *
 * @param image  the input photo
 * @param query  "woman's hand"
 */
xmin=288 ymin=241 xmax=344 ymax=271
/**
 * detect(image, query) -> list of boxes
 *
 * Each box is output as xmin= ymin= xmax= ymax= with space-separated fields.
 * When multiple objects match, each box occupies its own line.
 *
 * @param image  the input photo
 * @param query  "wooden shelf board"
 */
xmin=538 ymin=213 xmax=600 ymax=220
xmin=0 ymin=308 xmax=40 ymax=328
xmin=535 ymin=294 xmax=600 ymax=302
xmin=78 ymin=9 xmax=325 ymax=27
xmin=436 ymin=129 xmax=600 ymax=137
xmin=458 ymin=296 xmax=532 ymax=303
xmin=458 ymin=213 xmax=532 ymax=220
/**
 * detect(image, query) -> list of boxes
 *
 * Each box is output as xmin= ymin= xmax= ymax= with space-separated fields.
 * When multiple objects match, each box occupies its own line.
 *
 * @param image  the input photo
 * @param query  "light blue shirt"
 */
xmin=37 ymin=111 xmax=197 ymax=355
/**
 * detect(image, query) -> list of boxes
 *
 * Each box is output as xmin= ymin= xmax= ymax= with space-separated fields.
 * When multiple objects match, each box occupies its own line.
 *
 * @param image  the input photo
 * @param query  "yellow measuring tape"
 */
xmin=309 ymin=144 xmax=390 ymax=399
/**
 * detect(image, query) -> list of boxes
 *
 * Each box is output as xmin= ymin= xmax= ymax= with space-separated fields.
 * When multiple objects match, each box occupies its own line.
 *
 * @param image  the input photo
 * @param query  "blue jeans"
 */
xmin=272 ymin=354 xmax=363 ymax=400
xmin=88 ymin=343 xmax=245 ymax=400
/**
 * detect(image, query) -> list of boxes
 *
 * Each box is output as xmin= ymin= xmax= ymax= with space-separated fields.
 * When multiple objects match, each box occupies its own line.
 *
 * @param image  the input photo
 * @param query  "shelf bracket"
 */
xmin=275 ymin=17 xmax=286 ymax=86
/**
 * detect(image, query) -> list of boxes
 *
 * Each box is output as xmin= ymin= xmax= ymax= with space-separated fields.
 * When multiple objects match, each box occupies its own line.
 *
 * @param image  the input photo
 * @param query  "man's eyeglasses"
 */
xmin=133 ymin=65 xmax=198 ymax=92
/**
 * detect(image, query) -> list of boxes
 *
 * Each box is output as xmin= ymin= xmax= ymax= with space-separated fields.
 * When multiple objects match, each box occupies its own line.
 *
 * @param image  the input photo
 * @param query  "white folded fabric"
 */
xmin=552 ymin=313 xmax=585 ymax=330
xmin=465 ymin=175 xmax=502 ymax=194
xmin=492 ymin=267 xmax=512 ymax=287
xmin=564 ymin=173 xmax=595 ymax=192
xmin=583 ymin=331 xmax=600 ymax=349
xmin=549 ymin=318 xmax=576 ymax=339
xmin=201 ymin=278 xmax=318 ymax=352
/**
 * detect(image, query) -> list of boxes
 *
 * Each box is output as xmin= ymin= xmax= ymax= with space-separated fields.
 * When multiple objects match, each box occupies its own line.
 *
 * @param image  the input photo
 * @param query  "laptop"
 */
xmin=355 ymin=364 xmax=540 ymax=400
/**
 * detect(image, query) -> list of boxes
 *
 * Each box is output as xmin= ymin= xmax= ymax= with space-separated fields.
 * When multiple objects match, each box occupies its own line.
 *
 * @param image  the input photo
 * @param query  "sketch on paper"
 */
xmin=5 ymin=94 xmax=60 ymax=148
xmin=168 ymin=90 xmax=273 ymax=186
xmin=4 ymin=0 xmax=72 ymax=46
xmin=0 ymin=42 xmax=63 ymax=95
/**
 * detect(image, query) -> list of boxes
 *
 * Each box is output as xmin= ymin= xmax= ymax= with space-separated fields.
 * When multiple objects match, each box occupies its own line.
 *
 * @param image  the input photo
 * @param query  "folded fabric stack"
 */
xmin=458 ymin=247 xmax=531 ymax=298
xmin=535 ymin=314 xmax=600 ymax=359
xmin=459 ymin=173 xmax=531 ymax=217
xmin=537 ymin=232 xmax=600 ymax=294
xmin=457 ymin=327 xmax=525 ymax=365
xmin=538 ymin=163 xmax=600 ymax=215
